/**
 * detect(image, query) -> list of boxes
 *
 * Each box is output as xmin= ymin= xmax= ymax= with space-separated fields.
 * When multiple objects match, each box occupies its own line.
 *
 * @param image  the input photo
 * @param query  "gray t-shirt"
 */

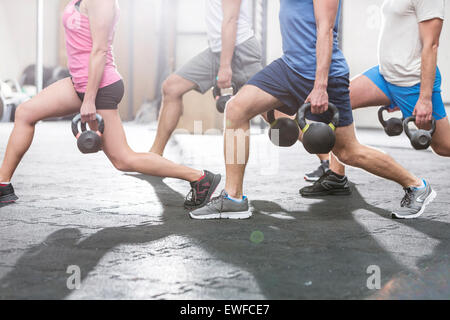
xmin=379 ymin=0 xmax=445 ymax=87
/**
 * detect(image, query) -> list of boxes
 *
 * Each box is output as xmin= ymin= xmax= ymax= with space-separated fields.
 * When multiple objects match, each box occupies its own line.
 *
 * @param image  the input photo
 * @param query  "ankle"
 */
xmin=410 ymin=178 xmax=425 ymax=189
xmin=329 ymin=171 xmax=345 ymax=179
xmin=189 ymin=170 xmax=204 ymax=183
xmin=225 ymin=188 xmax=243 ymax=199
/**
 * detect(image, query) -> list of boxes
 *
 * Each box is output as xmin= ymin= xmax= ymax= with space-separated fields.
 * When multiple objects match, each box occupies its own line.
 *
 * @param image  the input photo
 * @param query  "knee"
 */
xmin=162 ymin=76 xmax=183 ymax=99
xmin=110 ymin=154 xmax=134 ymax=172
xmin=14 ymin=102 xmax=36 ymax=125
xmin=225 ymin=98 xmax=249 ymax=128
xmin=432 ymin=144 xmax=450 ymax=157
xmin=333 ymin=146 xmax=366 ymax=167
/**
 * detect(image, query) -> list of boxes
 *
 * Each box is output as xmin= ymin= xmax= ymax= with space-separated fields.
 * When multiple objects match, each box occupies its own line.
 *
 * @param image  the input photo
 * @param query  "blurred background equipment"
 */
xmin=0 ymin=79 xmax=30 ymax=122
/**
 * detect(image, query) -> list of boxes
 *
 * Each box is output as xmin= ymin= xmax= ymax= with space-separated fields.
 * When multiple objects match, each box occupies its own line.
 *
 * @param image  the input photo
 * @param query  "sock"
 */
xmin=0 ymin=182 xmax=11 ymax=185
xmin=412 ymin=179 xmax=426 ymax=190
xmin=224 ymin=191 xmax=244 ymax=203
xmin=329 ymin=171 xmax=345 ymax=180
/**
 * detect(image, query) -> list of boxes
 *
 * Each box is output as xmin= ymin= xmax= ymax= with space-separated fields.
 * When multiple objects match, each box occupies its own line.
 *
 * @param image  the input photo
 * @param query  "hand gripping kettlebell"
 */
xmin=403 ymin=116 xmax=436 ymax=150
xmin=297 ymin=102 xmax=340 ymax=154
xmin=71 ymin=114 xmax=105 ymax=154
xmin=212 ymin=83 xmax=236 ymax=113
xmin=267 ymin=110 xmax=300 ymax=147
xmin=378 ymin=106 xmax=403 ymax=136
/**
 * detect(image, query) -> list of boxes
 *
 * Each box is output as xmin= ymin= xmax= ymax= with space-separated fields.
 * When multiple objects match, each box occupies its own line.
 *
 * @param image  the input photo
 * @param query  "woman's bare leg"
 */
xmin=0 ymin=78 xmax=81 ymax=182
xmin=98 ymin=109 xmax=202 ymax=182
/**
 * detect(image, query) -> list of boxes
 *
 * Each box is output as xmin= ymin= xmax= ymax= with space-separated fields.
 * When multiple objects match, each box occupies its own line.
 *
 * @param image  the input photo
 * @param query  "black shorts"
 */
xmin=247 ymin=58 xmax=353 ymax=127
xmin=75 ymin=80 xmax=124 ymax=110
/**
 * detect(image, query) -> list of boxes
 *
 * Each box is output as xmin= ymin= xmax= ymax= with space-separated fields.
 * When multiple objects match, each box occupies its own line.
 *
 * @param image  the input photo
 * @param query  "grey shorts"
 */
xmin=175 ymin=36 xmax=263 ymax=94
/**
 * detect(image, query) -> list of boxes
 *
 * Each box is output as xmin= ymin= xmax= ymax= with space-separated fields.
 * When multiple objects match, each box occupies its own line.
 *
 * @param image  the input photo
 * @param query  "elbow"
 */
xmin=91 ymin=46 xmax=109 ymax=57
xmin=317 ymin=25 xmax=334 ymax=38
xmin=223 ymin=16 xmax=238 ymax=28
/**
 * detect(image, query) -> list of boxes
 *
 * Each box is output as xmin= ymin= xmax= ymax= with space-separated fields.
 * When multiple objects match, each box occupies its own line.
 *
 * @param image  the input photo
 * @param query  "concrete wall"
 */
xmin=0 ymin=0 xmax=60 ymax=80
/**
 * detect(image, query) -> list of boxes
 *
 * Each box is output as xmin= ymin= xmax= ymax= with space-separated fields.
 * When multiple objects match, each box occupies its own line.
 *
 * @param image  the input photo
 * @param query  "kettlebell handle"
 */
xmin=377 ymin=106 xmax=389 ymax=127
xmin=297 ymin=102 xmax=339 ymax=131
xmin=212 ymin=82 xmax=237 ymax=99
xmin=71 ymin=113 xmax=105 ymax=138
xmin=403 ymin=116 xmax=436 ymax=139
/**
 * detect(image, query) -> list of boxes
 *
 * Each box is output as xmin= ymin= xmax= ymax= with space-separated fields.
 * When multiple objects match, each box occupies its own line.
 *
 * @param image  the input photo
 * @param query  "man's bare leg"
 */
xmin=328 ymin=74 xmax=393 ymax=175
xmin=224 ymin=85 xmax=283 ymax=198
xmin=150 ymin=74 xmax=196 ymax=155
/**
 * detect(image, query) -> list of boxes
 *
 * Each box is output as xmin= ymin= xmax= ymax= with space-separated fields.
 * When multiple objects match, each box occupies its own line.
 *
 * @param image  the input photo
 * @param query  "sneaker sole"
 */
xmin=0 ymin=193 xmax=19 ymax=203
xmin=184 ymin=174 xmax=222 ymax=210
xmin=300 ymin=188 xmax=352 ymax=197
xmin=392 ymin=189 xmax=437 ymax=219
xmin=189 ymin=210 xmax=253 ymax=220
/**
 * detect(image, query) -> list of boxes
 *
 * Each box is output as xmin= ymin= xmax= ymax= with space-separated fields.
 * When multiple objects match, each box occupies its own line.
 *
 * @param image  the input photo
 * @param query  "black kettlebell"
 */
xmin=71 ymin=114 xmax=105 ymax=154
xmin=267 ymin=110 xmax=300 ymax=147
xmin=403 ymin=116 xmax=436 ymax=150
xmin=212 ymin=83 xmax=236 ymax=113
xmin=297 ymin=102 xmax=340 ymax=154
xmin=378 ymin=106 xmax=403 ymax=136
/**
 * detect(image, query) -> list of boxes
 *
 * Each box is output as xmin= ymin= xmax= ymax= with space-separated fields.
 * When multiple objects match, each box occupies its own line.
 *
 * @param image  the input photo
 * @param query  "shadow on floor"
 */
xmin=0 ymin=176 xmax=447 ymax=299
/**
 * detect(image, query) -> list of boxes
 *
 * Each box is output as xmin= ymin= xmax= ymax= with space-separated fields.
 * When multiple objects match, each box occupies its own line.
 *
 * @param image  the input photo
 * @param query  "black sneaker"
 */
xmin=304 ymin=160 xmax=329 ymax=182
xmin=300 ymin=170 xmax=351 ymax=197
xmin=184 ymin=170 xmax=221 ymax=210
xmin=0 ymin=183 xmax=19 ymax=203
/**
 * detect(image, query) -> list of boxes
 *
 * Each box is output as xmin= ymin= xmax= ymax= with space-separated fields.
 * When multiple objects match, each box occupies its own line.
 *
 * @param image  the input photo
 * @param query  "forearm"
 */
xmin=83 ymin=49 xmax=107 ymax=102
xmin=314 ymin=27 xmax=333 ymax=89
xmin=220 ymin=19 xmax=238 ymax=69
xmin=419 ymin=45 xmax=438 ymax=100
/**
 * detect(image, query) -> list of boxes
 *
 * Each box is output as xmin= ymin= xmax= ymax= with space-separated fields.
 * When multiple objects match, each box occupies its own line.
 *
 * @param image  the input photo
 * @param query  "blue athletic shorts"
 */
xmin=247 ymin=58 xmax=354 ymax=127
xmin=363 ymin=65 xmax=447 ymax=120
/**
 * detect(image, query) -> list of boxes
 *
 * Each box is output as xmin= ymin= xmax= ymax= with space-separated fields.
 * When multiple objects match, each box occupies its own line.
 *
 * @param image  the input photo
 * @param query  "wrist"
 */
xmin=418 ymin=94 xmax=432 ymax=102
xmin=313 ymin=82 xmax=328 ymax=90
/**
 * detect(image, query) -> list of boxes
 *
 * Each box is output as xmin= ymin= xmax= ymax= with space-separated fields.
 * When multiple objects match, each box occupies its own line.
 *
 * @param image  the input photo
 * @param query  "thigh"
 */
xmin=165 ymin=74 xmax=197 ymax=96
xmin=350 ymin=74 xmax=392 ymax=110
xmin=229 ymin=84 xmax=284 ymax=120
xmin=19 ymin=77 xmax=81 ymax=122
xmin=175 ymin=48 xmax=215 ymax=94
xmin=97 ymin=109 xmax=132 ymax=161
xmin=332 ymin=123 xmax=360 ymax=154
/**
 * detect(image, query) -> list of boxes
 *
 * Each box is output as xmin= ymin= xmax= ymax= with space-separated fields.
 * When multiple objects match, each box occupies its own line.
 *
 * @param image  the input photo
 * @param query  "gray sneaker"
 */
xmin=304 ymin=160 xmax=329 ymax=182
xmin=392 ymin=180 xmax=436 ymax=219
xmin=189 ymin=190 xmax=252 ymax=220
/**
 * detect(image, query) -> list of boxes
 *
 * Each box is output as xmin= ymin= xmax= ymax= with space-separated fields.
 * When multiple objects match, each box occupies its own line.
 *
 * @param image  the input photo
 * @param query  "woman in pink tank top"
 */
xmin=0 ymin=0 xmax=220 ymax=209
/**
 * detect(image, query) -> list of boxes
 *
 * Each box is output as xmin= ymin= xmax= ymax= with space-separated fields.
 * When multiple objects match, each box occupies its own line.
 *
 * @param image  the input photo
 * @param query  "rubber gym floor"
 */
xmin=0 ymin=121 xmax=449 ymax=299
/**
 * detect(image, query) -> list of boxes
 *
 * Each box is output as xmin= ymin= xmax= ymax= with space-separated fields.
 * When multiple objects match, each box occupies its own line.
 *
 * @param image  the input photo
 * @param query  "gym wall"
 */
xmin=264 ymin=0 xmax=450 ymax=129
xmin=0 ymin=0 xmax=60 ymax=80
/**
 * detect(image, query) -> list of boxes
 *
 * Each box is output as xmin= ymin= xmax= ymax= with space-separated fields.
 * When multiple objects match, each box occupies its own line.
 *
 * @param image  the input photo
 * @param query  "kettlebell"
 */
xmin=71 ymin=114 xmax=105 ymax=154
xmin=403 ymin=116 xmax=436 ymax=150
xmin=378 ymin=106 xmax=403 ymax=136
xmin=267 ymin=110 xmax=300 ymax=147
xmin=297 ymin=102 xmax=340 ymax=154
xmin=212 ymin=83 xmax=236 ymax=113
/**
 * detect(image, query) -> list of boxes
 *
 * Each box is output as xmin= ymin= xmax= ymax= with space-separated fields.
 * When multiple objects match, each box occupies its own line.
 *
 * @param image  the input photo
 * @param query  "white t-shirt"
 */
xmin=379 ymin=0 xmax=445 ymax=87
xmin=205 ymin=0 xmax=254 ymax=53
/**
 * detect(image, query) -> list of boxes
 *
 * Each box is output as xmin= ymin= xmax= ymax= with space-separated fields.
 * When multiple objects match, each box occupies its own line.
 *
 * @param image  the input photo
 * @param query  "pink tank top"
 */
xmin=62 ymin=0 xmax=121 ymax=92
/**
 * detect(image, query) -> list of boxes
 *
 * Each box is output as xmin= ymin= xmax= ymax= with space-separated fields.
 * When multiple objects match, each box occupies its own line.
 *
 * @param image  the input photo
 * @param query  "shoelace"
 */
xmin=207 ymin=192 xmax=226 ymax=212
xmin=400 ymin=188 xmax=414 ymax=207
xmin=185 ymin=188 xmax=198 ymax=205
xmin=316 ymin=170 xmax=332 ymax=184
